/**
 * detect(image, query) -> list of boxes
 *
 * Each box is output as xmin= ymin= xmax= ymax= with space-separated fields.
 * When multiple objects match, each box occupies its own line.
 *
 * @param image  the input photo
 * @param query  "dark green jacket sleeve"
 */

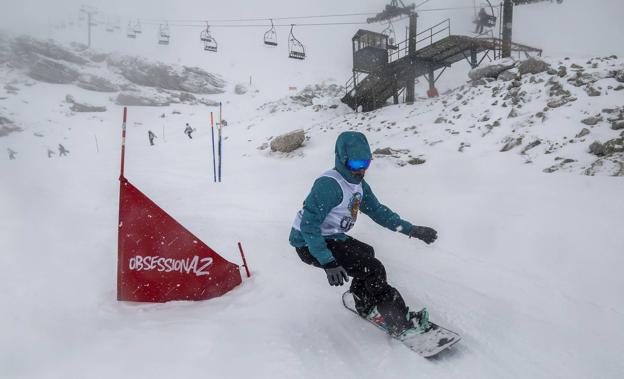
xmin=360 ymin=180 xmax=412 ymax=235
xmin=299 ymin=177 xmax=342 ymax=265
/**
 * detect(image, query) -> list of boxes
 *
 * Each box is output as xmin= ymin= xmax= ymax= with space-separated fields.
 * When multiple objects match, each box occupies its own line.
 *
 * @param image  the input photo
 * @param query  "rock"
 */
xmin=76 ymin=74 xmax=119 ymax=92
xmin=521 ymin=140 xmax=542 ymax=154
xmin=12 ymin=36 xmax=88 ymax=65
xmin=507 ymin=108 xmax=518 ymax=118
xmin=434 ymin=117 xmax=447 ymax=124
xmin=557 ymin=66 xmax=567 ymax=78
xmin=0 ymin=116 xmax=22 ymax=137
xmin=234 ymin=83 xmax=248 ymax=95
xmin=65 ymin=94 xmax=75 ymax=103
xmin=407 ymin=158 xmax=426 ymax=165
xmin=270 ymin=129 xmax=305 ymax=153
xmin=585 ymin=86 xmax=601 ymax=97
xmin=107 ymin=55 xmax=226 ymax=94
xmin=581 ymin=116 xmax=602 ymax=126
xmin=615 ymin=70 xmax=624 ymax=83
xmin=518 ymin=58 xmax=550 ymax=75
xmin=612 ymin=121 xmax=624 ymax=130
xmin=198 ymin=98 xmax=220 ymax=106
xmin=575 ymin=128 xmax=590 ymax=138
xmin=500 ymin=136 xmax=523 ymax=152
xmin=547 ymin=98 xmax=568 ymax=108
xmin=27 ymin=58 xmax=79 ymax=84
xmin=115 ymin=92 xmax=172 ymax=106
xmin=176 ymin=91 xmax=197 ymax=104
xmin=498 ymin=70 xmax=517 ymax=82
xmin=468 ymin=62 xmax=515 ymax=81
xmin=70 ymin=102 xmax=107 ymax=112
xmin=589 ymin=141 xmax=606 ymax=156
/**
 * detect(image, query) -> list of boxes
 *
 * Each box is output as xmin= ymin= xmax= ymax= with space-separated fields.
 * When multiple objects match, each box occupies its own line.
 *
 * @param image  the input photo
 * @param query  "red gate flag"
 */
xmin=117 ymin=177 xmax=242 ymax=302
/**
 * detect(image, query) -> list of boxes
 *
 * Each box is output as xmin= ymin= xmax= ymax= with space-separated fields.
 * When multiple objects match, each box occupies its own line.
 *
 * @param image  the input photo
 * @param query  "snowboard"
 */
xmin=342 ymin=291 xmax=461 ymax=358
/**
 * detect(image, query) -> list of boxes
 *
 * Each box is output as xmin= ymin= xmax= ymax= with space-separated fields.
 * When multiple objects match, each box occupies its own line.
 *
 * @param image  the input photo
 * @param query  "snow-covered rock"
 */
xmin=270 ymin=129 xmax=305 ymax=152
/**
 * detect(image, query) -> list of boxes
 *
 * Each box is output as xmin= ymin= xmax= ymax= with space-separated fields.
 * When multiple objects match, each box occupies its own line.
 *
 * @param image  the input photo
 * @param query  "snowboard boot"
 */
xmin=353 ymin=293 xmax=374 ymax=318
xmin=395 ymin=308 xmax=430 ymax=340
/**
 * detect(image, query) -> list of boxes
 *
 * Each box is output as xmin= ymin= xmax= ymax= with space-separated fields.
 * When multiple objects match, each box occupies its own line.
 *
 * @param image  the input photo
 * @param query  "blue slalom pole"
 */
xmin=210 ymin=112 xmax=217 ymax=182
xmin=218 ymin=102 xmax=222 ymax=182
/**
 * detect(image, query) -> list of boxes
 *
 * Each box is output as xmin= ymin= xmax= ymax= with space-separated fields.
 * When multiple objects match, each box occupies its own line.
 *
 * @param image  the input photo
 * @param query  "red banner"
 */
xmin=117 ymin=178 xmax=242 ymax=302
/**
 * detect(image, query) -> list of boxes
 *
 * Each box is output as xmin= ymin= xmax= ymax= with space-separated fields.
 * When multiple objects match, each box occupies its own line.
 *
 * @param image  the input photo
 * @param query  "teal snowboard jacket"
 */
xmin=289 ymin=131 xmax=413 ymax=266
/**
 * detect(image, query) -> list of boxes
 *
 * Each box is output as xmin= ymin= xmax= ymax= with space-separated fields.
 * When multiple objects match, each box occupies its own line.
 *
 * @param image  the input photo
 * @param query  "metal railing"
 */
xmin=388 ymin=18 xmax=451 ymax=63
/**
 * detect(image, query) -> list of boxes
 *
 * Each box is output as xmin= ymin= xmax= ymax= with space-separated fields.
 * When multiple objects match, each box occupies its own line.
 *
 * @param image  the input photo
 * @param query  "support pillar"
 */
xmin=426 ymin=67 xmax=438 ymax=98
xmin=405 ymin=12 xmax=418 ymax=104
xmin=502 ymin=0 xmax=513 ymax=58
xmin=470 ymin=48 xmax=478 ymax=68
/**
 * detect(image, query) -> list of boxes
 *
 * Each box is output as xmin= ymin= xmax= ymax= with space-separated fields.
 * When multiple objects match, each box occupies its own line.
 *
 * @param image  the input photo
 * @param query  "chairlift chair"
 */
xmin=474 ymin=1 xmax=498 ymax=33
xmin=200 ymin=25 xmax=218 ymax=52
xmin=382 ymin=21 xmax=398 ymax=50
xmin=126 ymin=22 xmax=136 ymax=38
xmin=263 ymin=19 xmax=278 ymax=47
xmin=133 ymin=20 xmax=142 ymax=34
xmin=158 ymin=24 xmax=170 ymax=45
xmin=288 ymin=25 xmax=306 ymax=60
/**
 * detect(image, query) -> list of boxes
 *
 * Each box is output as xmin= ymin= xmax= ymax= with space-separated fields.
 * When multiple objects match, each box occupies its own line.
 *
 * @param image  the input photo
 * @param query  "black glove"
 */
xmin=322 ymin=261 xmax=349 ymax=286
xmin=409 ymin=225 xmax=438 ymax=244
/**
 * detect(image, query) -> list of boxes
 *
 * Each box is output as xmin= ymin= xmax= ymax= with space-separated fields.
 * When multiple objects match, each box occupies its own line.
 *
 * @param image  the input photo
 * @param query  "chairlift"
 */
xmin=263 ymin=19 xmax=278 ymax=47
xmin=126 ymin=22 xmax=136 ymax=39
xmin=158 ymin=24 xmax=170 ymax=45
xmin=288 ymin=24 xmax=306 ymax=60
xmin=133 ymin=20 xmax=142 ymax=34
xmin=382 ymin=20 xmax=398 ymax=50
xmin=106 ymin=19 xmax=115 ymax=33
xmin=200 ymin=24 xmax=218 ymax=52
xmin=473 ymin=0 xmax=497 ymax=34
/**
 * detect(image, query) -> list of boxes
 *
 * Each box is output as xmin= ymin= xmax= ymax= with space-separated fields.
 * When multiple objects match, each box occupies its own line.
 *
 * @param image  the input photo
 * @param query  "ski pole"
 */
xmin=210 ymin=112 xmax=216 ymax=183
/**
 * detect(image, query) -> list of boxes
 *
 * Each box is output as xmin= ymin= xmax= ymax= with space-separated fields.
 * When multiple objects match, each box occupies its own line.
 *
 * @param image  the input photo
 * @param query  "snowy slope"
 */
xmin=2 ymin=1 xmax=624 ymax=378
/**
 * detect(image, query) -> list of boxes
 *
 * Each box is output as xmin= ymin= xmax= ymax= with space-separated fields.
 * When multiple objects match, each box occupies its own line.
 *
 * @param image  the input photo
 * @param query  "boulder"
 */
xmin=107 ymin=55 xmax=226 ymax=94
xmin=70 ymin=102 xmax=107 ymax=112
xmin=498 ymin=70 xmax=517 ymax=82
xmin=12 ymin=36 xmax=88 ymax=65
xmin=270 ymin=129 xmax=305 ymax=153
xmin=615 ymin=70 xmax=624 ymax=83
xmin=518 ymin=58 xmax=550 ymax=75
xmin=581 ymin=116 xmax=602 ymax=126
xmin=612 ymin=120 xmax=624 ymax=131
xmin=500 ymin=136 xmax=523 ymax=152
xmin=469 ymin=63 xmax=515 ymax=81
xmin=0 ymin=116 xmax=22 ymax=137
xmin=76 ymin=74 xmax=119 ymax=92
xmin=575 ymin=128 xmax=590 ymax=138
xmin=115 ymin=92 xmax=172 ymax=107
xmin=234 ymin=83 xmax=248 ymax=95
xmin=27 ymin=58 xmax=79 ymax=84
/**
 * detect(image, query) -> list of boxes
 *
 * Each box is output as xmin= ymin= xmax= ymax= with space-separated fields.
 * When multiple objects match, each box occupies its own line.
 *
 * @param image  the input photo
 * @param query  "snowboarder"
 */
xmin=148 ymin=130 xmax=157 ymax=146
xmin=7 ymin=148 xmax=17 ymax=160
xmin=289 ymin=131 xmax=438 ymax=339
xmin=47 ymin=148 xmax=56 ymax=158
xmin=184 ymin=123 xmax=194 ymax=139
xmin=58 ymin=144 xmax=69 ymax=156
xmin=475 ymin=8 xmax=489 ymax=34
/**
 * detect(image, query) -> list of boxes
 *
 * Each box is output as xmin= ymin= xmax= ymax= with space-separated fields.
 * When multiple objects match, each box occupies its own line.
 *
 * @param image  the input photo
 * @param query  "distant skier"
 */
xmin=47 ymin=148 xmax=56 ymax=158
xmin=58 ymin=144 xmax=69 ymax=156
xmin=289 ymin=131 xmax=438 ymax=339
xmin=7 ymin=148 xmax=17 ymax=160
xmin=184 ymin=123 xmax=194 ymax=139
xmin=475 ymin=7 xmax=488 ymax=34
xmin=148 ymin=130 xmax=157 ymax=146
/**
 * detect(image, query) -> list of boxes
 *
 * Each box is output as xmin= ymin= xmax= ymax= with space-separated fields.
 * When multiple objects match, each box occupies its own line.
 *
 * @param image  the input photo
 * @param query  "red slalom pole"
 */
xmin=120 ymin=107 xmax=127 ymax=179
xmin=238 ymin=242 xmax=251 ymax=278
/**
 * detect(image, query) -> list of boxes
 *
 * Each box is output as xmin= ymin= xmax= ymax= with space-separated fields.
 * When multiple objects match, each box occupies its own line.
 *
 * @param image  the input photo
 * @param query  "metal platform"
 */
xmin=342 ymin=20 xmax=542 ymax=112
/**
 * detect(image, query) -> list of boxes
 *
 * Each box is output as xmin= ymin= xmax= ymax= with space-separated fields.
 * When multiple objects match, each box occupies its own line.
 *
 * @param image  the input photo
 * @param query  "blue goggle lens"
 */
xmin=346 ymin=159 xmax=371 ymax=171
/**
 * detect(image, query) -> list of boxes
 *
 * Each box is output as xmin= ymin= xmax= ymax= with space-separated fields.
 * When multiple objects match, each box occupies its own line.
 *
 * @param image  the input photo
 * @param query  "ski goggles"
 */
xmin=346 ymin=159 xmax=371 ymax=171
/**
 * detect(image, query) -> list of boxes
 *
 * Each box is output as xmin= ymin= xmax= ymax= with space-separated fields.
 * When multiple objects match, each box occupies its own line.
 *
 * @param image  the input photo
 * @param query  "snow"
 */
xmin=2 ymin=1 xmax=624 ymax=378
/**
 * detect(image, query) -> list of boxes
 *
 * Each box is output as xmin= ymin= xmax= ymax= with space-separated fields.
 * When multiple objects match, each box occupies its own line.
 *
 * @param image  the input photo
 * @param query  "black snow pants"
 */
xmin=296 ymin=236 xmax=411 ymax=334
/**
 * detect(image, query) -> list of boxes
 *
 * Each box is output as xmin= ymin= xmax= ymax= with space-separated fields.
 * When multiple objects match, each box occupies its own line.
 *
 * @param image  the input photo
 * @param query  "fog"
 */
xmin=1 ymin=0 xmax=623 ymax=91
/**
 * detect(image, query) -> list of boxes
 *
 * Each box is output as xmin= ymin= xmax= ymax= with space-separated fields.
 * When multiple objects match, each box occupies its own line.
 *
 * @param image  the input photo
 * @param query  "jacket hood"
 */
xmin=334 ymin=131 xmax=372 ymax=184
